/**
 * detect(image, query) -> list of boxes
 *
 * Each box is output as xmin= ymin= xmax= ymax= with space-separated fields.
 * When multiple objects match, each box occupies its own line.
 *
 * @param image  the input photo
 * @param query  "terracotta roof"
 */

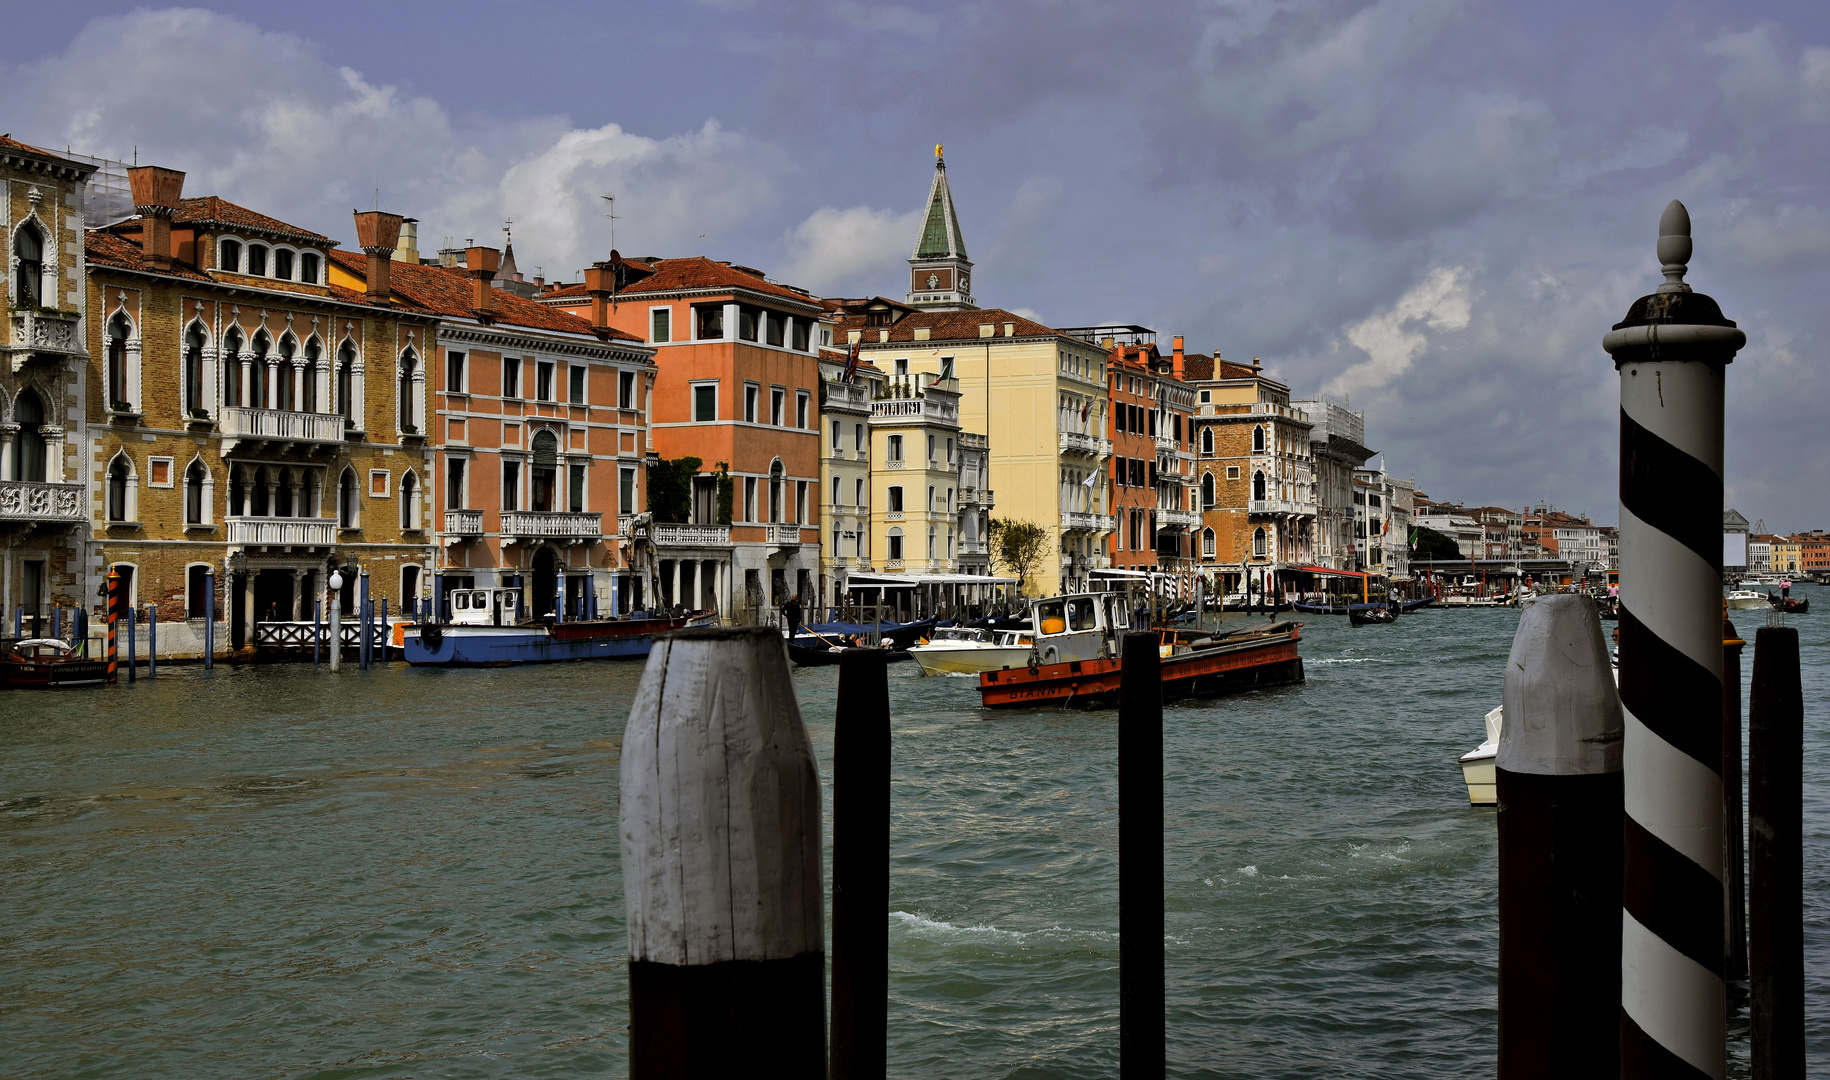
xmin=835 ymin=307 xmax=1064 ymax=343
xmin=615 ymin=256 xmax=819 ymax=307
xmin=329 ymin=250 xmax=642 ymax=340
xmin=538 ymin=282 xmax=588 ymax=301
xmin=1179 ymin=353 xmax=1260 ymax=381
xmin=0 ymin=135 xmax=93 ymax=176
xmin=85 ymin=231 xmax=212 ymax=282
xmin=174 ymin=197 xmax=333 ymax=245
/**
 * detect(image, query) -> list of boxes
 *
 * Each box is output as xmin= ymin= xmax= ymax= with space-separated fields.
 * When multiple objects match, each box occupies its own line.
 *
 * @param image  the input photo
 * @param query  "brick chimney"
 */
xmin=584 ymin=262 xmax=615 ymax=328
xmin=353 ymin=211 xmax=403 ymax=301
xmin=464 ymin=245 xmax=501 ymax=316
xmin=1172 ymin=335 xmax=1185 ymax=381
xmin=127 ymin=166 xmax=184 ymax=272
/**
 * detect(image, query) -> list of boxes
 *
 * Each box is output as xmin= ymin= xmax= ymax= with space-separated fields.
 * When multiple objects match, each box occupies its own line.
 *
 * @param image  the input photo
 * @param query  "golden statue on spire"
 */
xmin=935 ymin=144 xmax=943 ymax=160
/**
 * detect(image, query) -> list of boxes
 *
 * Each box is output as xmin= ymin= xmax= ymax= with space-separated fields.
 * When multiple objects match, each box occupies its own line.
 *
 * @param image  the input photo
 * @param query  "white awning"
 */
xmin=844 ymin=572 xmax=1018 ymax=588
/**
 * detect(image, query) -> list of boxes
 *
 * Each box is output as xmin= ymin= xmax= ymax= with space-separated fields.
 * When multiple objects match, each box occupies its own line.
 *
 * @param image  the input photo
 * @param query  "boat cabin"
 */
xmin=1028 ymin=592 xmax=1130 ymax=665
xmin=449 ymin=588 xmax=523 ymax=627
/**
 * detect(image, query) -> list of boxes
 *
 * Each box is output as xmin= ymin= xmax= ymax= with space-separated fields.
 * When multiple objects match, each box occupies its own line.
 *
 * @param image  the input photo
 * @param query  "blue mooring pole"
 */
xmin=379 ymin=598 xmax=388 ymax=662
xmin=359 ymin=570 xmax=371 ymax=671
xmin=147 ymin=606 xmax=158 ymax=679
xmin=126 ymin=603 xmax=137 ymax=682
xmin=313 ymin=599 xmax=322 ymax=668
xmin=204 ymin=568 xmax=216 ymax=671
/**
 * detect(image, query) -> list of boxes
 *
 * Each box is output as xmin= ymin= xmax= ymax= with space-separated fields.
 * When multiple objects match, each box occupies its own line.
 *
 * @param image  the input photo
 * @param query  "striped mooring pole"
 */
xmin=1603 ymin=200 xmax=1746 ymax=1079
xmin=105 ymin=569 xmax=120 ymax=684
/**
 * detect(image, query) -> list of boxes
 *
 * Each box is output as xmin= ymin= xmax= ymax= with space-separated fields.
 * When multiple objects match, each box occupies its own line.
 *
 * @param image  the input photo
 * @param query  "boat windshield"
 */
xmin=1067 ymin=597 xmax=1098 ymax=631
xmin=933 ymin=628 xmax=984 ymax=642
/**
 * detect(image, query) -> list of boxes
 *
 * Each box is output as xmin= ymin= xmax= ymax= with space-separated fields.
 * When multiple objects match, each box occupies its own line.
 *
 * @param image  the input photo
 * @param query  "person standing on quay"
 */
xmin=783 ymin=593 xmax=802 ymax=639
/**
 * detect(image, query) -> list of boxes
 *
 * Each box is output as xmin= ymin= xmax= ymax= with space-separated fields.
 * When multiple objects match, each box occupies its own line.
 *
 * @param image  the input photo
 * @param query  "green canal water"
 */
xmin=3 ymin=591 xmax=1824 ymax=1078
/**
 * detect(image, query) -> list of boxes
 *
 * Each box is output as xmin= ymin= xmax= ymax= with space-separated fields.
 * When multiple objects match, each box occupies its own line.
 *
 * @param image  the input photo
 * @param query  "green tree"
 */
xmin=646 ymin=456 xmax=703 ymax=524
xmin=1412 ymin=524 xmax=1463 ymax=561
xmin=988 ymin=517 xmax=1050 ymax=596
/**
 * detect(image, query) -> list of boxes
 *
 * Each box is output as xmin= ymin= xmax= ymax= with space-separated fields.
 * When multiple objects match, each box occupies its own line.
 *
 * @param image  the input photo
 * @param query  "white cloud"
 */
xmin=1323 ymin=266 xmax=1471 ymax=399
xmin=0 ymin=8 xmax=787 ymax=279
xmin=778 ymin=205 xmax=923 ymax=294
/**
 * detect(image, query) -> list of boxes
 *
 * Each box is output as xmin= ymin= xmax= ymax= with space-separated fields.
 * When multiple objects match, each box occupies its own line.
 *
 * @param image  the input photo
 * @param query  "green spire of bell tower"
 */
xmin=907 ymin=145 xmax=976 ymax=311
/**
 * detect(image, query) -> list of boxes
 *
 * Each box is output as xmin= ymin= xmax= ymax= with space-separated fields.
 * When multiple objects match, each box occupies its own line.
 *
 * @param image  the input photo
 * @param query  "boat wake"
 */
xmin=890 ymin=910 xmax=1115 ymax=947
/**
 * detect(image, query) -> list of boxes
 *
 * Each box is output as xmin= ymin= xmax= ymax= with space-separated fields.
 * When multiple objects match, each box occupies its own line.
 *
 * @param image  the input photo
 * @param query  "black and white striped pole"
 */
xmin=621 ymin=626 xmax=825 ymax=1077
xmin=1496 ymin=592 xmax=1623 ymax=1076
xmin=1603 ymin=200 xmax=1745 ymax=1079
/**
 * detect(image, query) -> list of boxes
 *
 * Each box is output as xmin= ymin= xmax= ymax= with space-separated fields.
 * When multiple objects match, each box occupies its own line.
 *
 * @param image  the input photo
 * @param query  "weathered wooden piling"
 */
xmin=359 ymin=569 xmax=371 ymax=671
xmin=1118 ymin=631 xmax=1164 ymax=1077
xmin=621 ymin=626 xmax=825 ymax=1078
xmin=1603 ymin=200 xmax=1743 ymax=1079
xmin=830 ymin=648 xmax=891 ymax=1080
xmin=203 ymin=567 xmax=215 ymax=670
xmin=1747 ymin=626 xmax=1802 ymax=1080
xmin=313 ymin=600 xmax=321 ymax=668
xmin=1496 ymin=593 xmax=1623 ymax=1077
xmin=125 ymin=602 xmax=136 ymax=682
xmin=146 ymin=606 xmax=157 ymax=678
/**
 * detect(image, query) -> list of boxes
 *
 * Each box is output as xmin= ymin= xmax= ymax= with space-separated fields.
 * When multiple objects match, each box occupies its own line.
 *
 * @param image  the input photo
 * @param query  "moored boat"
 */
xmin=1768 ymin=592 xmax=1809 ymax=614
xmin=401 ymin=587 xmax=712 ymax=666
xmin=786 ymin=639 xmax=912 ymax=667
xmin=1 ymin=638 xmax=111 ymax=688
xmin=977 ymin=591 xmax=1303 ymax=709
xmin=1458 ymin=705 xmax=1504 ymax=805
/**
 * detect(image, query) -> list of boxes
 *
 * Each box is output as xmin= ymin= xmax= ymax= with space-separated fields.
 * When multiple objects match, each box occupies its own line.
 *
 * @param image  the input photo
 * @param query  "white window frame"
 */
xmin=796 ymin=390 xmax=809 ymax=429
xmin=649 ymin=305 xmax=673 ymax=344
xmin=368 ymin=469 xmax=392 ymax=499
xmin=147 ymin=455 xmax=175 ymax=489
xmin=744 ymin=383 xmax=760 ymax=424
xmin=691 ymin=380 xmax=719 ymax=423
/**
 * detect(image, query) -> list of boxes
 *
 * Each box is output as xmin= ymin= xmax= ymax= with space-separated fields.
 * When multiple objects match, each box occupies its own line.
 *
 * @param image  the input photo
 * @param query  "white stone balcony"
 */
xmin=870 ymin=396 xmax=959 ymax=425
xmin=1155 ymin=435 xmax=1180 ymax=455
xmin=7 ymin=310 xmax=84 ymax=368
xmin=444 ymin=509 xmax=483 ymax=537
xmin=1061 ymin=510 xmax=1115 ymax=533
xmin=1159 ymin=508 xmax=1201 ymax=530
xmin=1250 ymin=499 xmax=1316 ymax=516
xmin=1058 ymin=430 xmax=1111 ymax=458
xmin=959 ymin=539 xmax=989 ymax=556
xmin=958 ymin=487 xmax=994 ymax=508
xmin=227 ymin=516 xmax=336 ymax=547
xmin=501 ymin=511 xmax=602 ymax=542
xmin=0 ymin=479 xmax=85 ymax=525
xmin=767 ymin=524 xmax=807 ymax=546
xmin=653 ymin=522 xmax=732 ymax=546
xmin=219 ymin=406 xmax=347 ymax=447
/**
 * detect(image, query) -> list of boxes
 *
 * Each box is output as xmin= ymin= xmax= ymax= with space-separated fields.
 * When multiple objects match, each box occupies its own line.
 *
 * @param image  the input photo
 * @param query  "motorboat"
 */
xmin=977 ymin=591 xmax=1303 ymax=709
xmin=1 ymin=638 xmax=112 ymax=688
xmin=402 ymin=588 xmax=714 ymax=665
xmin=908 ymin=626 xmax=1034 ymax=675
xmin=1725 ymin=589 xmax=1767 ymax=610
xmin=1459 ymin=705 xmax=1504 ymax=806
xmin=785 ymin=637 xmax=911 ymax=667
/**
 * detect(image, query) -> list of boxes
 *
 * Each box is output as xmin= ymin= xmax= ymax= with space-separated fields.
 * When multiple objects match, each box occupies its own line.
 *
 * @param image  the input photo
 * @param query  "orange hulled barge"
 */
xmin=977 ymin=592 xmax=1304 ymax=709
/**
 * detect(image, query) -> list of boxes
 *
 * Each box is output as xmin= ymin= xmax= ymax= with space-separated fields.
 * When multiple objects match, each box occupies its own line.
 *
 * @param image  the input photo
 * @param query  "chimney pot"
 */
xmin=1172 ymin=335 xmax=1185 ymax=382
xmin=465 ymin=245 xmax=502 ymax=314
xmin=353 ymin=210 xmax=403 ymax=301
xmin=127 ymin=165 xmax=184 ymax=271
xmin=584 ymin=263 xmax=616 ymax=328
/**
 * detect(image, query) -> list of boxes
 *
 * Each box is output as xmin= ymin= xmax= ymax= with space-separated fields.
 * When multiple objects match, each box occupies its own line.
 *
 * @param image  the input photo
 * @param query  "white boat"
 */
xmin=1742 ymin=575 xmax=1784 ymax=588
xmin=1725 ymin=589 xmax=1767 ymax=610
xmin=1459 ymin=705 xmax=1503 ymax=806
xmin=908 ymin=626 xmax=1034 ymax=675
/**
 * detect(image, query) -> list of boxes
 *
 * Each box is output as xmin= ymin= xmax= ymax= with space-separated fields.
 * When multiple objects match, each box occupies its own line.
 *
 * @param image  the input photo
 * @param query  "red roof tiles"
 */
xmin=329 ymin=251 xmax=642 ymax=340
xmin=616 ymin=257 xmax=819 ymax=307
xmin=832 ymin=307 xmax=1063 ymax=343
xmin=174 ymin=196 xmax=332 ymax=245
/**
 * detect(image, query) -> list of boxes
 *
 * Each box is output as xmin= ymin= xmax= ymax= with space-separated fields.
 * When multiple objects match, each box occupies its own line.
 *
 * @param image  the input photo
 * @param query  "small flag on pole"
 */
xmin=843 ymin=343 xmax=861 ymax=382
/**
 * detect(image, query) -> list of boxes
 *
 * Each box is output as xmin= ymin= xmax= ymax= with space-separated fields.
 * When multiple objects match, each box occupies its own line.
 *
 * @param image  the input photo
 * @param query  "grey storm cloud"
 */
xmin=2 ymin=0 xmax=1824 ymax=528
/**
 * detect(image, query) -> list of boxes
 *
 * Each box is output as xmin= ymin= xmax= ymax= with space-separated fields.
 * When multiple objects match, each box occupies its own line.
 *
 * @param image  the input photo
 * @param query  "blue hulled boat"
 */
xmin=401 ymin=587 xmax=713 ymax=666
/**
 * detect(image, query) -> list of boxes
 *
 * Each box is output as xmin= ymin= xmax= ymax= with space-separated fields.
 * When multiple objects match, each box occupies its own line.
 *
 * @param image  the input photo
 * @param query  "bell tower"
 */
xmin=907 ymin=145 xmax=976 ymax=311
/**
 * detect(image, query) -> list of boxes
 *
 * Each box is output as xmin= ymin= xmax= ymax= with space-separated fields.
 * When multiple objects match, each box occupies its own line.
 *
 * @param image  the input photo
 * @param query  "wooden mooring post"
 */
xmin=1496 ymin=593 xmax=1622 ymax=1077
xmin=830 ymin=648 xmax=890 ymax=1080
xmin=621 ymin=626 xmax=825 ymax=1078
xmin=1118 ymin=631 xmax=1164 ymax=1077
xmin=1747 ymin=626 xmax=1802 ymax=1079
xmin=146 ymin=605 xmax=157 ymax=678
xmin=104 ymin=570 xmax=119 ymax=684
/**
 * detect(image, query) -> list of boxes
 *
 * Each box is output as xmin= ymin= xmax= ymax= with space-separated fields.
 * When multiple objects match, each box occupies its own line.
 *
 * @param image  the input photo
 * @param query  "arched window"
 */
xmin=887 ymin=527 xmax=904 ymax=562
xmin=1252 ymin=471 xmax=1266 ymax=501
xmin=1202 ymin=528 xmax=1216 ymax=558
xmin=252 ymin=466 xmax=271 ymax=516
xmin=1252 ymin=426 xmax=1266 ymax=453
xmin=302 ymin=337 xmax=322 ymax=412
xmin=250 ymin=331 xmax=270 ymax=410
xmin=1200 ymin=427 xmax=1213 ymax=456
xmin=769 ymin=458 xmax=784 ymax=523
xmin=273 ymin=248 xmax=294 ymax=281
xmin=1253 ymin=527 xmax=1267 ymax=558
xmin=532 ymin=430 xmax=558 ymax=511
xmin=338 ymin=467 xmax=360 ymax=528
xmin=300 ymin=252 xmax=321 ymax=285
xmin=247 ymin=243 xmax=268 ymax=276
xmin=223 ymin=327 xmax=244 ymax=407
xmin=228 ymin=464 xmax=246 ymax=516
xmin=398 ymin=350 xmax=418 ymax=433
xmin=400 ymin=470 xmax=421 ymax=531
xmin=184 ymin=324 xmax=207 ymax=417
xmin=1201 ymin=472 xmax=1214 ymax=509
xmin=277 ymin=335 xmax=298 ymax=411
xmin=12 ymin=390 xmax=47 ymax=481
xmin=106 ymin=314 xmax=131 ymax=410
xmin=302 ymin=470 xmax=320 ymax=517
xmin=13 ymin=223 xmax=43 ymax=308
xmin=927 ymin=525 xmax=936 ymax=559
xmin=107 ymin=455 xmax=134 ymax=522
xmin=219 ymin=238 xmax=242 ymax=273
xmin=336 ymin=343 xmax=357 ymax=423
xmin=184 ymin=459 xmax=209 ymax=525
xmin=276 ymin=467 xmax=295 ymax=517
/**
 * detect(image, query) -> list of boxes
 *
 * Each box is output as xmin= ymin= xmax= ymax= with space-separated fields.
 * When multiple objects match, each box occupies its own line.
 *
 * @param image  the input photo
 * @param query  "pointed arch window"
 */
xmin=400 ymin=470 xmax=422 ymax=531
xmin=302 ymin=338 xmax=322 ymax=412
xmin=336 ymin=343 xmax=357 ymax=423
xmin=338 ymin=467 xmax=360 ymax=528
xmin=184 ymin=324 xmax=207 ymax=417
xmin=277 ymin=335 xmax=298 ymax=411
xmin=1252 ymin=426 xmax=1266 ymax=453
xmin=1201 ymin=472 xmax=1215 ymax=509
xmin=223 ymin=328 xmax=245 ymax=407
xmin=1253 ymin=527 xmax=1267 ymax=558
xmin=107 ymin=454 xmax=136 ymax=523
xmin=398 ymin=349 xmax=419 ymax=433
xmin=250 ymin=332 xmax=271 ymax=410
xmin=1200 ymin=427 xmax=1213 ymax=456
xmin=106 ymin=314 xmax=132 ymax=411
xmin=1252 ymin=471 xmax=1266 ymax=502
xmin=184 ymin=459 xmax=210 ymax=525
xmin=1202 ymin=528 xmax=1216 ymax=558
xmin=769 ymin=459 xmax=784 ymax=523
xmin=11 ymin=391 xmax=47 ymax=481
xmin=13 ymin=222 xmax=43 ymax=308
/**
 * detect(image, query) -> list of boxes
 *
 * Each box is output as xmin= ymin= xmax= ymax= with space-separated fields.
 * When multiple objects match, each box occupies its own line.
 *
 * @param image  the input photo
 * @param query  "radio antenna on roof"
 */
xmin=600 ymin=193 xmax=619 ymax=257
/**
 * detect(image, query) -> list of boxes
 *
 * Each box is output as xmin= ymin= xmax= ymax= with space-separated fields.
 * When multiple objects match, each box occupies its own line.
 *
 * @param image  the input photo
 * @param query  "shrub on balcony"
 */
xmin=646 ymin=455 xmax=702 ymax=524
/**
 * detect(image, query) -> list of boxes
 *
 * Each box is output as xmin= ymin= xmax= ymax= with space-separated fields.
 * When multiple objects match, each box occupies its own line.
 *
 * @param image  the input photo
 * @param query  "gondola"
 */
xmin=786 ymin=639 xmax=912 ymax=667
xmin=1398 ymin=596 xmax=1438 ymax=612
xmin=1769 ymin=593 xmax=1809 ymax=614
xmin=1348 ymin=604 xmax=1398 ymax=626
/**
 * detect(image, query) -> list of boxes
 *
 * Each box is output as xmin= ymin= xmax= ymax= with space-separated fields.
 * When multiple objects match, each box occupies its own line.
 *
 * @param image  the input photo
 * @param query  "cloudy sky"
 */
xmin=4 ymin=1 xmax=1826 ymax=529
